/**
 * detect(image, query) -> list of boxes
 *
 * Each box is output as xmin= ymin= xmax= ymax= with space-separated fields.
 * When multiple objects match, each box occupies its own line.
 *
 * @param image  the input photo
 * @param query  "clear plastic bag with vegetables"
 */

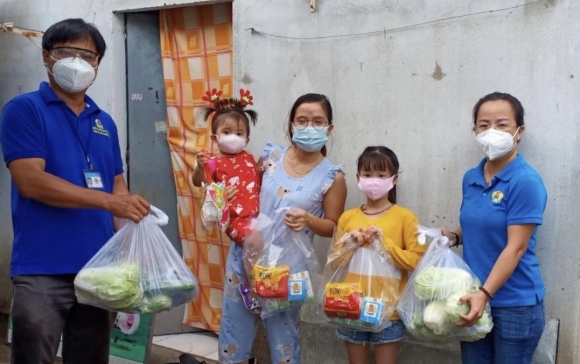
xmin=317 ymin=227 xmax=401 ymax=332
xmin=74 ymin=206 xmax=198 ymax=313
xmin=396 ymin=225 xmax=493 ymax=343
xmin=242 ymin=207 xmax=321 ymax=319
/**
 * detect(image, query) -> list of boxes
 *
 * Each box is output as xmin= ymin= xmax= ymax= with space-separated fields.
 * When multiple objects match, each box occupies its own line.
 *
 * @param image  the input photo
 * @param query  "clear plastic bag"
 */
xmin=396 ymin=225 xmax=493 ymax=343
xmin=74 ymin=206 xmax=198 ymax=313
xmin=242 ymin=207 xmax=321 ymax=319
xmin=317 ymin=228 xmax=401 ymax=332
xmin=201 ymin=159 xmax=230 ymax=231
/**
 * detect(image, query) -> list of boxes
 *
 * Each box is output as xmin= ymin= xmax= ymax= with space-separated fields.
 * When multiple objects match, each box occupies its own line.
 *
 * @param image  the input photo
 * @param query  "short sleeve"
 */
xmin=506 ymin=174 xmax=547 ymax=226
xmin=321 ymin=164 xmax=344 ymax=194
xmin=0 ymin=100 xmax=46 ymax=166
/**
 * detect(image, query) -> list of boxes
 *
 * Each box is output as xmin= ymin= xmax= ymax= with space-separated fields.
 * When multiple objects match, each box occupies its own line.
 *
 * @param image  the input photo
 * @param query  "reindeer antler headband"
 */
xmin=202 ymin=88 xmax=254 ymax=110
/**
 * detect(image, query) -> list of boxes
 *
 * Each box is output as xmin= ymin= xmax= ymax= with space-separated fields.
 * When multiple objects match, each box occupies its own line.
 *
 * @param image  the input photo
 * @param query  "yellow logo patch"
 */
xmin=92 ymin=118 xmax=109 ymax=137
xmin=491 ymin=191 xmax=504 ymax=204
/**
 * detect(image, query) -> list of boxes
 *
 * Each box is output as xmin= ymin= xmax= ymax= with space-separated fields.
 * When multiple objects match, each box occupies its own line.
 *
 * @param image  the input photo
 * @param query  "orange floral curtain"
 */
xmin=159 ymin=3 xmax=233 ymax=332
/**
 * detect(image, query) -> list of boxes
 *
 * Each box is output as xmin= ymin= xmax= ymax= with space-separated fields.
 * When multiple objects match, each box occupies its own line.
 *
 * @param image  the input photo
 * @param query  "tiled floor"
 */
xmin=153 ymin=332 xmax=219 ymax=361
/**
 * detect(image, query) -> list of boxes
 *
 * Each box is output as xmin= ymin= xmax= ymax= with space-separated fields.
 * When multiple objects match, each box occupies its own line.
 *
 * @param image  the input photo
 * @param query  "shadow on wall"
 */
xmin=0 ymin=231 xmax=12 ymax=315
xmin=1 ymin=155 xmax=13 ymax=314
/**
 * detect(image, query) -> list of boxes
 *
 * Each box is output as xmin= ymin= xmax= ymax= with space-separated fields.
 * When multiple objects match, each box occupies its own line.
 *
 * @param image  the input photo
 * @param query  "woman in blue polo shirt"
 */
xmin=442 ymin=92 xmax=547 ymax=364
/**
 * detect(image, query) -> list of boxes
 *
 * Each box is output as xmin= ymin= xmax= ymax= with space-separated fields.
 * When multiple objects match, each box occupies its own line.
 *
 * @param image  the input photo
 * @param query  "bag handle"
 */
xmin=148 ymin=205 xmax=169 ymax=226
xmin=417 ymin=224 xmax=449 ymax=247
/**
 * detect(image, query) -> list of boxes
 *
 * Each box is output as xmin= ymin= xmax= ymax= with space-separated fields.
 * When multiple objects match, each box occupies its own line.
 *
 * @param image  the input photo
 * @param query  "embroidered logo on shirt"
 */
xmin=92 ymin=119 xmax=110 ymax=137
xmin=491 ymin=190 xmax=504 ymax=204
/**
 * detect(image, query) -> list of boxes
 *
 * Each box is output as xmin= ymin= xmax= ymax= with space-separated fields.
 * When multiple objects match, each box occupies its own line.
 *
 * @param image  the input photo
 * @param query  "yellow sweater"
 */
xmin=330 ymin=205 xmax=426 ymax=320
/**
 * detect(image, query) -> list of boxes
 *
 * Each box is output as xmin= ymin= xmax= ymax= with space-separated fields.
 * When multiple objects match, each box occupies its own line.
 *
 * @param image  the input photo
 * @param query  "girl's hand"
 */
xmin=366 ymin=226 xmax=383 ymax=240
xmin=349 ymin=228 xmax=366 ymax=246
xmin=195 ymin=149 xmax=209 ymax=168
xmin=225 ymin=185 xmax=238 ymax=203
xmin=284 ymin=208 xmax=312 ymax=232
xmin=455 ymin=290 xmax=488 ymax=327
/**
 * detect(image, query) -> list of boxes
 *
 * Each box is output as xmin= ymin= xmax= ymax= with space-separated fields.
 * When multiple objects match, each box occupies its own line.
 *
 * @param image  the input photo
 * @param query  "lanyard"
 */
xmin=65 ymin=114 xmax=93 ymax=171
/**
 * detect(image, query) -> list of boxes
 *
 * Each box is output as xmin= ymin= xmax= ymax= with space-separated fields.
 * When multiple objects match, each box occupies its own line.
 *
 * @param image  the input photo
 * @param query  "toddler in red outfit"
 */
xmin=192 ymin=89 xmax=262 ymax=314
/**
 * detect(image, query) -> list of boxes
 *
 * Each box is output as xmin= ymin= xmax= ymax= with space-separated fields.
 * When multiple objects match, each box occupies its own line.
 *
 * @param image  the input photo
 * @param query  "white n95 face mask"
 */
xmin=475 ymin=127 xmax=519 ymax=160
xmin=216 ymin=134 xmax=247 ymax=154
xmin=48 ymin=57 xmax=96 ymax=93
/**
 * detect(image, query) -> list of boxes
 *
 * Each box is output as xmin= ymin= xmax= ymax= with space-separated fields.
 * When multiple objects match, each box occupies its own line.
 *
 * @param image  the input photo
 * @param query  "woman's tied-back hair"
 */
xmin=356 ymin=146 xmax=400 ymax=204
xmin=288 ymin=93 xmax=333 ymax=156
xmin=201 ymin=88 xmax=258 ymax=136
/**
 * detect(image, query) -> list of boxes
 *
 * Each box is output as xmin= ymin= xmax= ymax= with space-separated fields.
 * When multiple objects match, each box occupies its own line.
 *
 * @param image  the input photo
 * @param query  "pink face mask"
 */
xmin=357 ymin=175 xmax=396 ymax=201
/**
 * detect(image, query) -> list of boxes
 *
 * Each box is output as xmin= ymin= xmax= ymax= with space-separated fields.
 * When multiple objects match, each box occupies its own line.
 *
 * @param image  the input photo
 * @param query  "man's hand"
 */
xmin=105 ymin=194 xmax=150 ymax=223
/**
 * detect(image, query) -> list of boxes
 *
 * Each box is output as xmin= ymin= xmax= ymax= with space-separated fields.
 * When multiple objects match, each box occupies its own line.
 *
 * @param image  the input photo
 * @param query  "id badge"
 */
xmin=84 ymin=170 xmax=104 ymax=189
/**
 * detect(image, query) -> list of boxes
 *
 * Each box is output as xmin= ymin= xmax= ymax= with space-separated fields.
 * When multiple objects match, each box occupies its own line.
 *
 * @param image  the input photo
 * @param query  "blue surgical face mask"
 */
xmin=292 ymin=126 xmax=328 ymax=152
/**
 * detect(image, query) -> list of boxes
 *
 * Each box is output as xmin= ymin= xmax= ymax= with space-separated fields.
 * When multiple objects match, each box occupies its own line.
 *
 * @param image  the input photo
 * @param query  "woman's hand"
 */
xmin=455 ymin=290 xmax=489 ymax=327
xmin=440 ymin=227 xmax=458 ymax=247
xmin=284 ymin=208 xmax=312 ymax=232
xmin=225 ymin=185 xmax=238 ymax=203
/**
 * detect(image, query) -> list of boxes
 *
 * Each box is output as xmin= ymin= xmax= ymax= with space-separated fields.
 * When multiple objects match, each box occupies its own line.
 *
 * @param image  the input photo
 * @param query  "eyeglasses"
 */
xmin=293 ymin=117 xmax=329 ymax=130
xmin=49 ymin=47 xmax=99 ymax=66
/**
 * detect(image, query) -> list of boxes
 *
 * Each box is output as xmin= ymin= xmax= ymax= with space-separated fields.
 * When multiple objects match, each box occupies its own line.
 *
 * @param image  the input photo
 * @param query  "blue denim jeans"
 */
xmin=460 ymin=301 xmax=545 ymax=364
xmin=336 ymin=320 xmax=406 ymax=345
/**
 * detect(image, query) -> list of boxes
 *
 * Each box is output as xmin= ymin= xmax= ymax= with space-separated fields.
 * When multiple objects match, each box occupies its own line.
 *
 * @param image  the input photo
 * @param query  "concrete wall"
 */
xmin=0 ymin=0 xmax=579 ymax=362
xmin=237 ymin=2 xmax=579 ymax=361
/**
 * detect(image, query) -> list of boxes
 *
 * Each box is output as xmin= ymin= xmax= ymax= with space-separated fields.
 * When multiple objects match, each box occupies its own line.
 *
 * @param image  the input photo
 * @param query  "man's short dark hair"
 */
xmin=42 ymin=18 xmax=107 ymax=62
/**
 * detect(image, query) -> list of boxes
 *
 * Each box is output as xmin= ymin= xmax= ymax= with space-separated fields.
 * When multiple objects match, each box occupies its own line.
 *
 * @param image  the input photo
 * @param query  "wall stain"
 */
xmin=431 ymin=61 xmax=446 ymax=81
xmin=241 ymin=74 xmax=253 ymax=84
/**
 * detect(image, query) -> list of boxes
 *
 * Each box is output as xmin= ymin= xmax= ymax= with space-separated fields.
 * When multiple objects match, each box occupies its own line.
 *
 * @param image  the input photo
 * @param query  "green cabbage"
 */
xmin=414 ymin=267 xmax=474 ymax=300
xmin=76 ymin=263 xmax=197 ymax=313
xmin=75 ymin=263 xmax=143 ymax=310
xmin=407 ymin=311 xmax=454 ymax=342
xmin=139 ymin=295 xmax=173 ymax=313
xmin=423 ymin=300 xmax=454 ymax=335
xmin=461 ymin=311 xmax=494 ymax=342
xmin=445 ymin=292 xmax=470 ymax=324
xmin=156 ymin=279 xmax=196 ymax=293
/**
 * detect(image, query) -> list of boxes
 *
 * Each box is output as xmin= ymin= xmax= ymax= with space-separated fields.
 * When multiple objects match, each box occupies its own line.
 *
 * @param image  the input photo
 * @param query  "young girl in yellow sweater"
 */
xmin=334 ymin=146 xmax=426 ymax=364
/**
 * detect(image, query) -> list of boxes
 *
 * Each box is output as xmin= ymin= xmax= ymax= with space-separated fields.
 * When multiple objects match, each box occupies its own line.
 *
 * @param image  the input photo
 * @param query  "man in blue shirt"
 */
xmin=0 ymin=19 xmax=150 ymax=364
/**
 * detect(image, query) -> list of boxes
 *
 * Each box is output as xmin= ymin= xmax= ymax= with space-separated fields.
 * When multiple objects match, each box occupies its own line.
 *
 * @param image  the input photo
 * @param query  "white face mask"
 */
xmin=216 ymin=134 xmax=247 ymax=154
xmin=48 ymin=57 xmax=96 ymax=93
xmin=476 ymin=127 xmax=520 ymax=160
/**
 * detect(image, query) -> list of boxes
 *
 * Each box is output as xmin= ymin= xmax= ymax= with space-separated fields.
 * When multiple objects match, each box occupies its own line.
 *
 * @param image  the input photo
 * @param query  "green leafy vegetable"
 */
xmin=445 ymin=292 xmax=470 ymax=324
xmin=75 ymin=263 xmax=143 ymax=310
xmin=139 ymin=295 xmax=173 ymax=313
xmin=414 ymin=267 xmax=474 ymax=300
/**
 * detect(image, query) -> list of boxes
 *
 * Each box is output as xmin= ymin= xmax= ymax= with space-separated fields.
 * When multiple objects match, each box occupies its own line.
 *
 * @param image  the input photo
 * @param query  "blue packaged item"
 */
xmin=360 ymin=297 xmax=384 ymax=325
xmin=288 ymin=278 xmax=307 ymax=301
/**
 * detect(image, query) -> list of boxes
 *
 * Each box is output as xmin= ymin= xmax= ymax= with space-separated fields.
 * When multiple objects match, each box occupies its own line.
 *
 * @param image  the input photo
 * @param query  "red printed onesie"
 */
xmin=213 ymin=150 xmax=261 ymax=245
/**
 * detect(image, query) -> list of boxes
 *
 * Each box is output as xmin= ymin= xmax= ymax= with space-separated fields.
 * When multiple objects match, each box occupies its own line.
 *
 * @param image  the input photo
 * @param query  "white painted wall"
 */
xmin=0 ymin=0 xmax=578 ymax=362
